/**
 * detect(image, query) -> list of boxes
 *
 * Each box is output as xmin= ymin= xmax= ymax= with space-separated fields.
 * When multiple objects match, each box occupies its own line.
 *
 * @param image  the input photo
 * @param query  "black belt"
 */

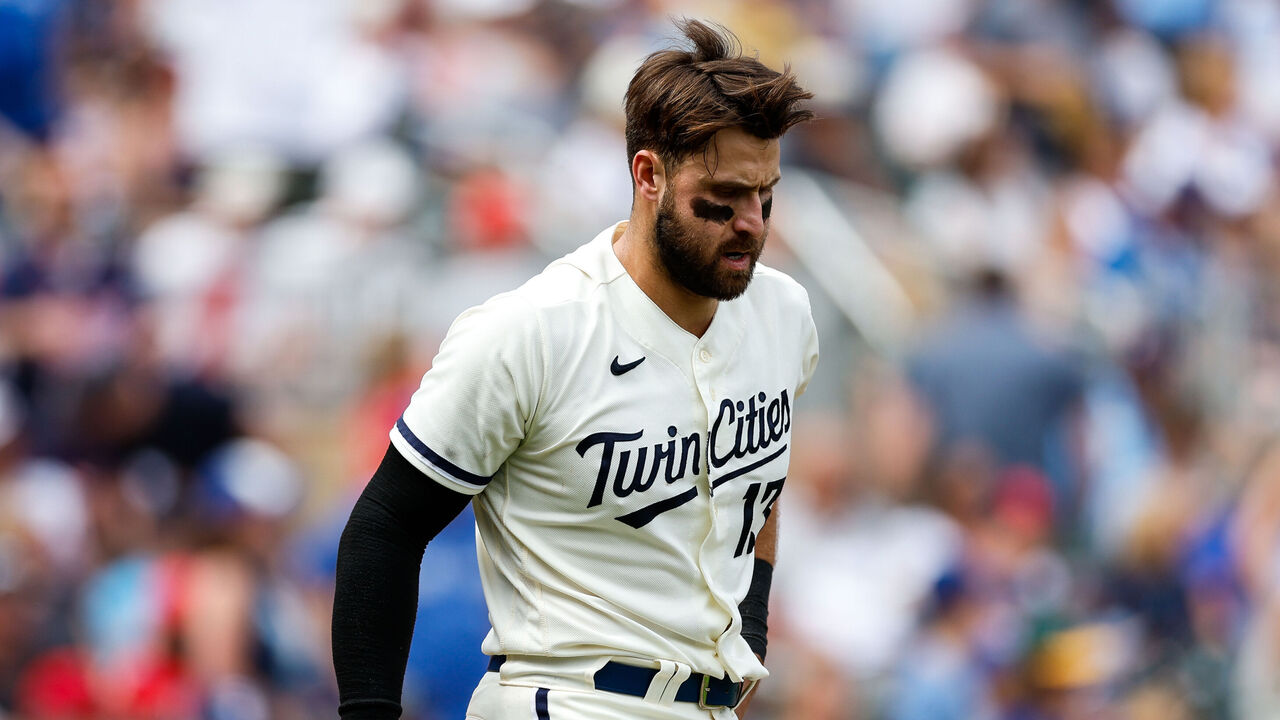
xmin=486 ymin=655 xmax=752 ymax=709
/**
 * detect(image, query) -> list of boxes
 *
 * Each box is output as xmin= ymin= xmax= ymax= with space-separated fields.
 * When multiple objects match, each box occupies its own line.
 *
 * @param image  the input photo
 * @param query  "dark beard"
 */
xmin=653 ymin=191 xmax=759 ymax=301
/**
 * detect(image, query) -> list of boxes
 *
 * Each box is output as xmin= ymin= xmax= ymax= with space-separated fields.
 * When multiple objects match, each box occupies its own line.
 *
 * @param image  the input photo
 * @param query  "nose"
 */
xmin=732 ymin=194 xmax=765 ymax=238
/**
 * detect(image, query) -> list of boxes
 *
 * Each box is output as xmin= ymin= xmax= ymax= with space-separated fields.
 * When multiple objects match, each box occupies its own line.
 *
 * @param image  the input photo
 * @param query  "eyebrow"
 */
xmin=705 ymin=176 xmax=782 ymax=193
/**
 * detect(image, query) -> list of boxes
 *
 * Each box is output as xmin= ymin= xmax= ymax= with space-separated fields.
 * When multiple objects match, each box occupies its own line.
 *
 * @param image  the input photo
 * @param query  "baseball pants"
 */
xmin=465 ymin=664 xmax=741 ymax=720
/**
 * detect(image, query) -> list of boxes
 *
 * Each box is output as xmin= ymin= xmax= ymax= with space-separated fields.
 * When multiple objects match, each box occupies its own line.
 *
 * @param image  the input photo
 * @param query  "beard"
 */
xmin=653 ymin=191 xmax=761 ymax=301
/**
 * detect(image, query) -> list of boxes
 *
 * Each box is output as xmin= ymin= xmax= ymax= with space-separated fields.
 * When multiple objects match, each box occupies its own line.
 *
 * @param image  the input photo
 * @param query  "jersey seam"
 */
xmin=504 ymin=274 xmax=595 ymax=656
xmin=529 ymin=305 xmax=552 ymax=436
xmin=530 ymin=307 xmax=552 ymax=653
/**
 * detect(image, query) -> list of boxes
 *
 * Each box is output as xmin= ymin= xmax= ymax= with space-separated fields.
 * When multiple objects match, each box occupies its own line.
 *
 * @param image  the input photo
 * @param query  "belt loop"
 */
xmin=642 ymin=660 xmax=676 ymax=705
xmin=663 ymin=663 xmax=692 ymax=705
xmin=641 ymin=660 xmax=691 ymax=706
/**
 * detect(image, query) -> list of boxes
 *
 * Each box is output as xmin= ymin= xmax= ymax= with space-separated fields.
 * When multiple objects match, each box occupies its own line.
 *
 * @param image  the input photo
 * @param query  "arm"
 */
xmin=736 ymin=500 xmax=779 ymax=718
xmin=332 ymin=444 xmax=472 ymax=720
xmin=753 ymin=497 xmax=780 ymax=566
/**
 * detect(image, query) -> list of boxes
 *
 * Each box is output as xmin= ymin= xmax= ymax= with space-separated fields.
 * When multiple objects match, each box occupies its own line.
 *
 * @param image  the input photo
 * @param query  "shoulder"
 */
xmin=511 ymin=260 xmax=602 ymax=310
xmin=446 ymin=234 xmax=616 ymax=340
xmin=739 ymin=263 xmax=820 ymax=387
xmin=744 ymin=263 xmax=814 ymax=314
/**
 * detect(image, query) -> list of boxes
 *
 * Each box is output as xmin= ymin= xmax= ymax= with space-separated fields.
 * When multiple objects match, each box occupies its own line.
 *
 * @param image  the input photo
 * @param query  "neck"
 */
xmin=613 ymin=219 xmax=717 ymax=337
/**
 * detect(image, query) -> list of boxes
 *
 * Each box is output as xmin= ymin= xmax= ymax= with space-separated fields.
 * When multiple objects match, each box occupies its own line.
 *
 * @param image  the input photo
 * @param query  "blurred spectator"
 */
xmin=874 ymin=47 xmax=1001 ymax=172
xmin=1233 ymin=442 xmax=1280 ymax=720
xmin=834 ymin=0 xmax=972 ymax=65
xmin=906 ymin=267 xmax=1086 ymax=519
xmin=885 ymin=569 xmax=997 ymax=720
xmin=1121 ymin=36 xmax=1273 ymax=221
xmin=400 ymin=504 xmax=489 ymax=720
xmin=141 ymin=0 xmax=408 ymax=165
xmin=132 ymin=148 xmax=284 ymax=377
xmin=67 ymin=437 xmax=326 ymax=720
xmin=774 ymin=376 xmax=959 ymax=716
xmin=0 ymin=0 xmax=65 ymax=141
xmin=0 ymin=145 xmax=138 ymax=458
xmin=238 ymin=139 xmax=430 ymax=407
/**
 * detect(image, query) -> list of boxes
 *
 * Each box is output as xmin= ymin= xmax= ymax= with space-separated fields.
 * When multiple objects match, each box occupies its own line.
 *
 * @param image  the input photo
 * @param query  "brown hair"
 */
xmin=624 ymin=19 xmax=814 ymax=174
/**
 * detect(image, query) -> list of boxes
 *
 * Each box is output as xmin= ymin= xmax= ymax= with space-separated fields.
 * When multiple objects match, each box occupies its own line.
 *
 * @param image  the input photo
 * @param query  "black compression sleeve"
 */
xmin=738 ymin=558 xmax=774 ymax=660
xmin=332 ymin=443 xmax=473 ymax=720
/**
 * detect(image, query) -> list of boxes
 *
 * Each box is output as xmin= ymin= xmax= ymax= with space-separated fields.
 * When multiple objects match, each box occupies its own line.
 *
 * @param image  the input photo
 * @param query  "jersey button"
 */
xmin=699 ymin=349 xmax=712 ymax=362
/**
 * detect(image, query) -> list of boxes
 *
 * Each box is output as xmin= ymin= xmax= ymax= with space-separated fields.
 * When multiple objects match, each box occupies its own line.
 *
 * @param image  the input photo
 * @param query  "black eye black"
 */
xmin=692 ymin=197 xmax=734 ymax=224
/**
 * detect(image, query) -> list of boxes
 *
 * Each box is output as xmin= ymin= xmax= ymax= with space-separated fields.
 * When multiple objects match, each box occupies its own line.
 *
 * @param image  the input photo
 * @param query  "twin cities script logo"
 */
xmin=575 ymin=389 xmax=791 ymax=555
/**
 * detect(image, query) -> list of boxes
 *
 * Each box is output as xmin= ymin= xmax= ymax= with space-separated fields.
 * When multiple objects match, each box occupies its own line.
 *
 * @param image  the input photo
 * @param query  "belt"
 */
xmin=486 ymin=655 xmax=754 ymax=709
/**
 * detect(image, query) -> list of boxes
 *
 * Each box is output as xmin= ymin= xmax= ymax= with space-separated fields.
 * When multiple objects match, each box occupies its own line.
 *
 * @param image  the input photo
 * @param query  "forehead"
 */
xmin=672 ymin=127 xmax=781 ymax=189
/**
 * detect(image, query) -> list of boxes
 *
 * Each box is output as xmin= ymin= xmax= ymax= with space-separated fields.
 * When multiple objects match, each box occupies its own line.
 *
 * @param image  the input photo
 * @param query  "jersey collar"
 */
xmin=583 ymin=222 xmax=747 ymax=376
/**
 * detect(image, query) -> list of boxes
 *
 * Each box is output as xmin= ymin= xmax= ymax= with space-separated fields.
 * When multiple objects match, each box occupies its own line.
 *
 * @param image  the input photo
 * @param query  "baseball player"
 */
xmin=332 ymin=19 xmax=818 ymax=720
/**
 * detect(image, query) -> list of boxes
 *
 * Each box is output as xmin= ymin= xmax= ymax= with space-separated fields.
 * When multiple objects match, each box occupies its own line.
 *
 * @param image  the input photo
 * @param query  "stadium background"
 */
xmin=2 ymin=0 xmax=1280 ymax=718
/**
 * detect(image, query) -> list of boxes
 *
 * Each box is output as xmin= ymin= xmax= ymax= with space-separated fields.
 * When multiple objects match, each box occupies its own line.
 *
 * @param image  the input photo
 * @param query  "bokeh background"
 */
xmin=2 ymin=0 xmax=1280 ymax=718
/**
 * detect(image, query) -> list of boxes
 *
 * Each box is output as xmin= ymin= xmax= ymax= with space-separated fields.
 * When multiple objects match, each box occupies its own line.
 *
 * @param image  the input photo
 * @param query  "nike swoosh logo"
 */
xmin=610 ymin=355 xmax=646 ymax=376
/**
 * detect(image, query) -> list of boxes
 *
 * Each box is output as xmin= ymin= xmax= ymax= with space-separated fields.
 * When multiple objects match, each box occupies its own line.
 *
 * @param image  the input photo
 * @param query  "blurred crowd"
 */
xmin=2 ymin=0 xmax=1280 ymax=718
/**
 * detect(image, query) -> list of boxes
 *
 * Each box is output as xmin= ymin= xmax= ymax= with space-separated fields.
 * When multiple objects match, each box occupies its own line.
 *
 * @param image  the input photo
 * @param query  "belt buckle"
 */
xmin=697 ymin=675 xmax=717 ymax=710
xmin=732 ymin=679 xmax=759 ymax=710
xmin=697 ymin=676 xmax=759 ymax=710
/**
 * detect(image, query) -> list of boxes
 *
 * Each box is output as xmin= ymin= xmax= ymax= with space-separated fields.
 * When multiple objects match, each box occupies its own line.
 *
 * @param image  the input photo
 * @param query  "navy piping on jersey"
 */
xmin=535 ymin=688 xmax=550 ymax=720
xmin=395 ymin=417 xmax=493 ymax=488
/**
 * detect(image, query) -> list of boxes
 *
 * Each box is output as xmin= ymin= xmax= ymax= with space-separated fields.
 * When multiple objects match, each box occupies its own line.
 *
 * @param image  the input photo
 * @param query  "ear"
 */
xmin=631 ymin=150 xmax=664 ymax=204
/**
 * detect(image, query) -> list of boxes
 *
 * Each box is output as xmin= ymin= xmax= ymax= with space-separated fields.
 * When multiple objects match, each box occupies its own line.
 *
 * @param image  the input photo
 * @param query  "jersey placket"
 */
xmin=688 ymin=304 xmax=758 ymax=680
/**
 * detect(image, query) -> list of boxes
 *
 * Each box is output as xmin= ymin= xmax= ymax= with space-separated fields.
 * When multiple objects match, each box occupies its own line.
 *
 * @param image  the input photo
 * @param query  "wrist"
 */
xmin=338 ymin=699 xmax=402 ymax=720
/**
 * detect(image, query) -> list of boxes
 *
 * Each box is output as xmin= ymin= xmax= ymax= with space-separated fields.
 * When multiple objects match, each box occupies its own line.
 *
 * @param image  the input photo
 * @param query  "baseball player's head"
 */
xmin=624 ymin=19 xmax=812 ymax=300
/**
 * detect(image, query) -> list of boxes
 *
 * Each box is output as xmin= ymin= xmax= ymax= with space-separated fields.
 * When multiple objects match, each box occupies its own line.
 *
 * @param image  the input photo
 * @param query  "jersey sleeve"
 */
xmin=390 ymin=294 xmax=545 ymax=495
xmin=794 ymin=287 xmax=820 ymax=398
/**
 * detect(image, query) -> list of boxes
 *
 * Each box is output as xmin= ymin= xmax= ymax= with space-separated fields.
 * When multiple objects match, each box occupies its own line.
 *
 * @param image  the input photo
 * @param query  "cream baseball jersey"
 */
xmin=390 ymin=222 xmax=819 ymax=684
